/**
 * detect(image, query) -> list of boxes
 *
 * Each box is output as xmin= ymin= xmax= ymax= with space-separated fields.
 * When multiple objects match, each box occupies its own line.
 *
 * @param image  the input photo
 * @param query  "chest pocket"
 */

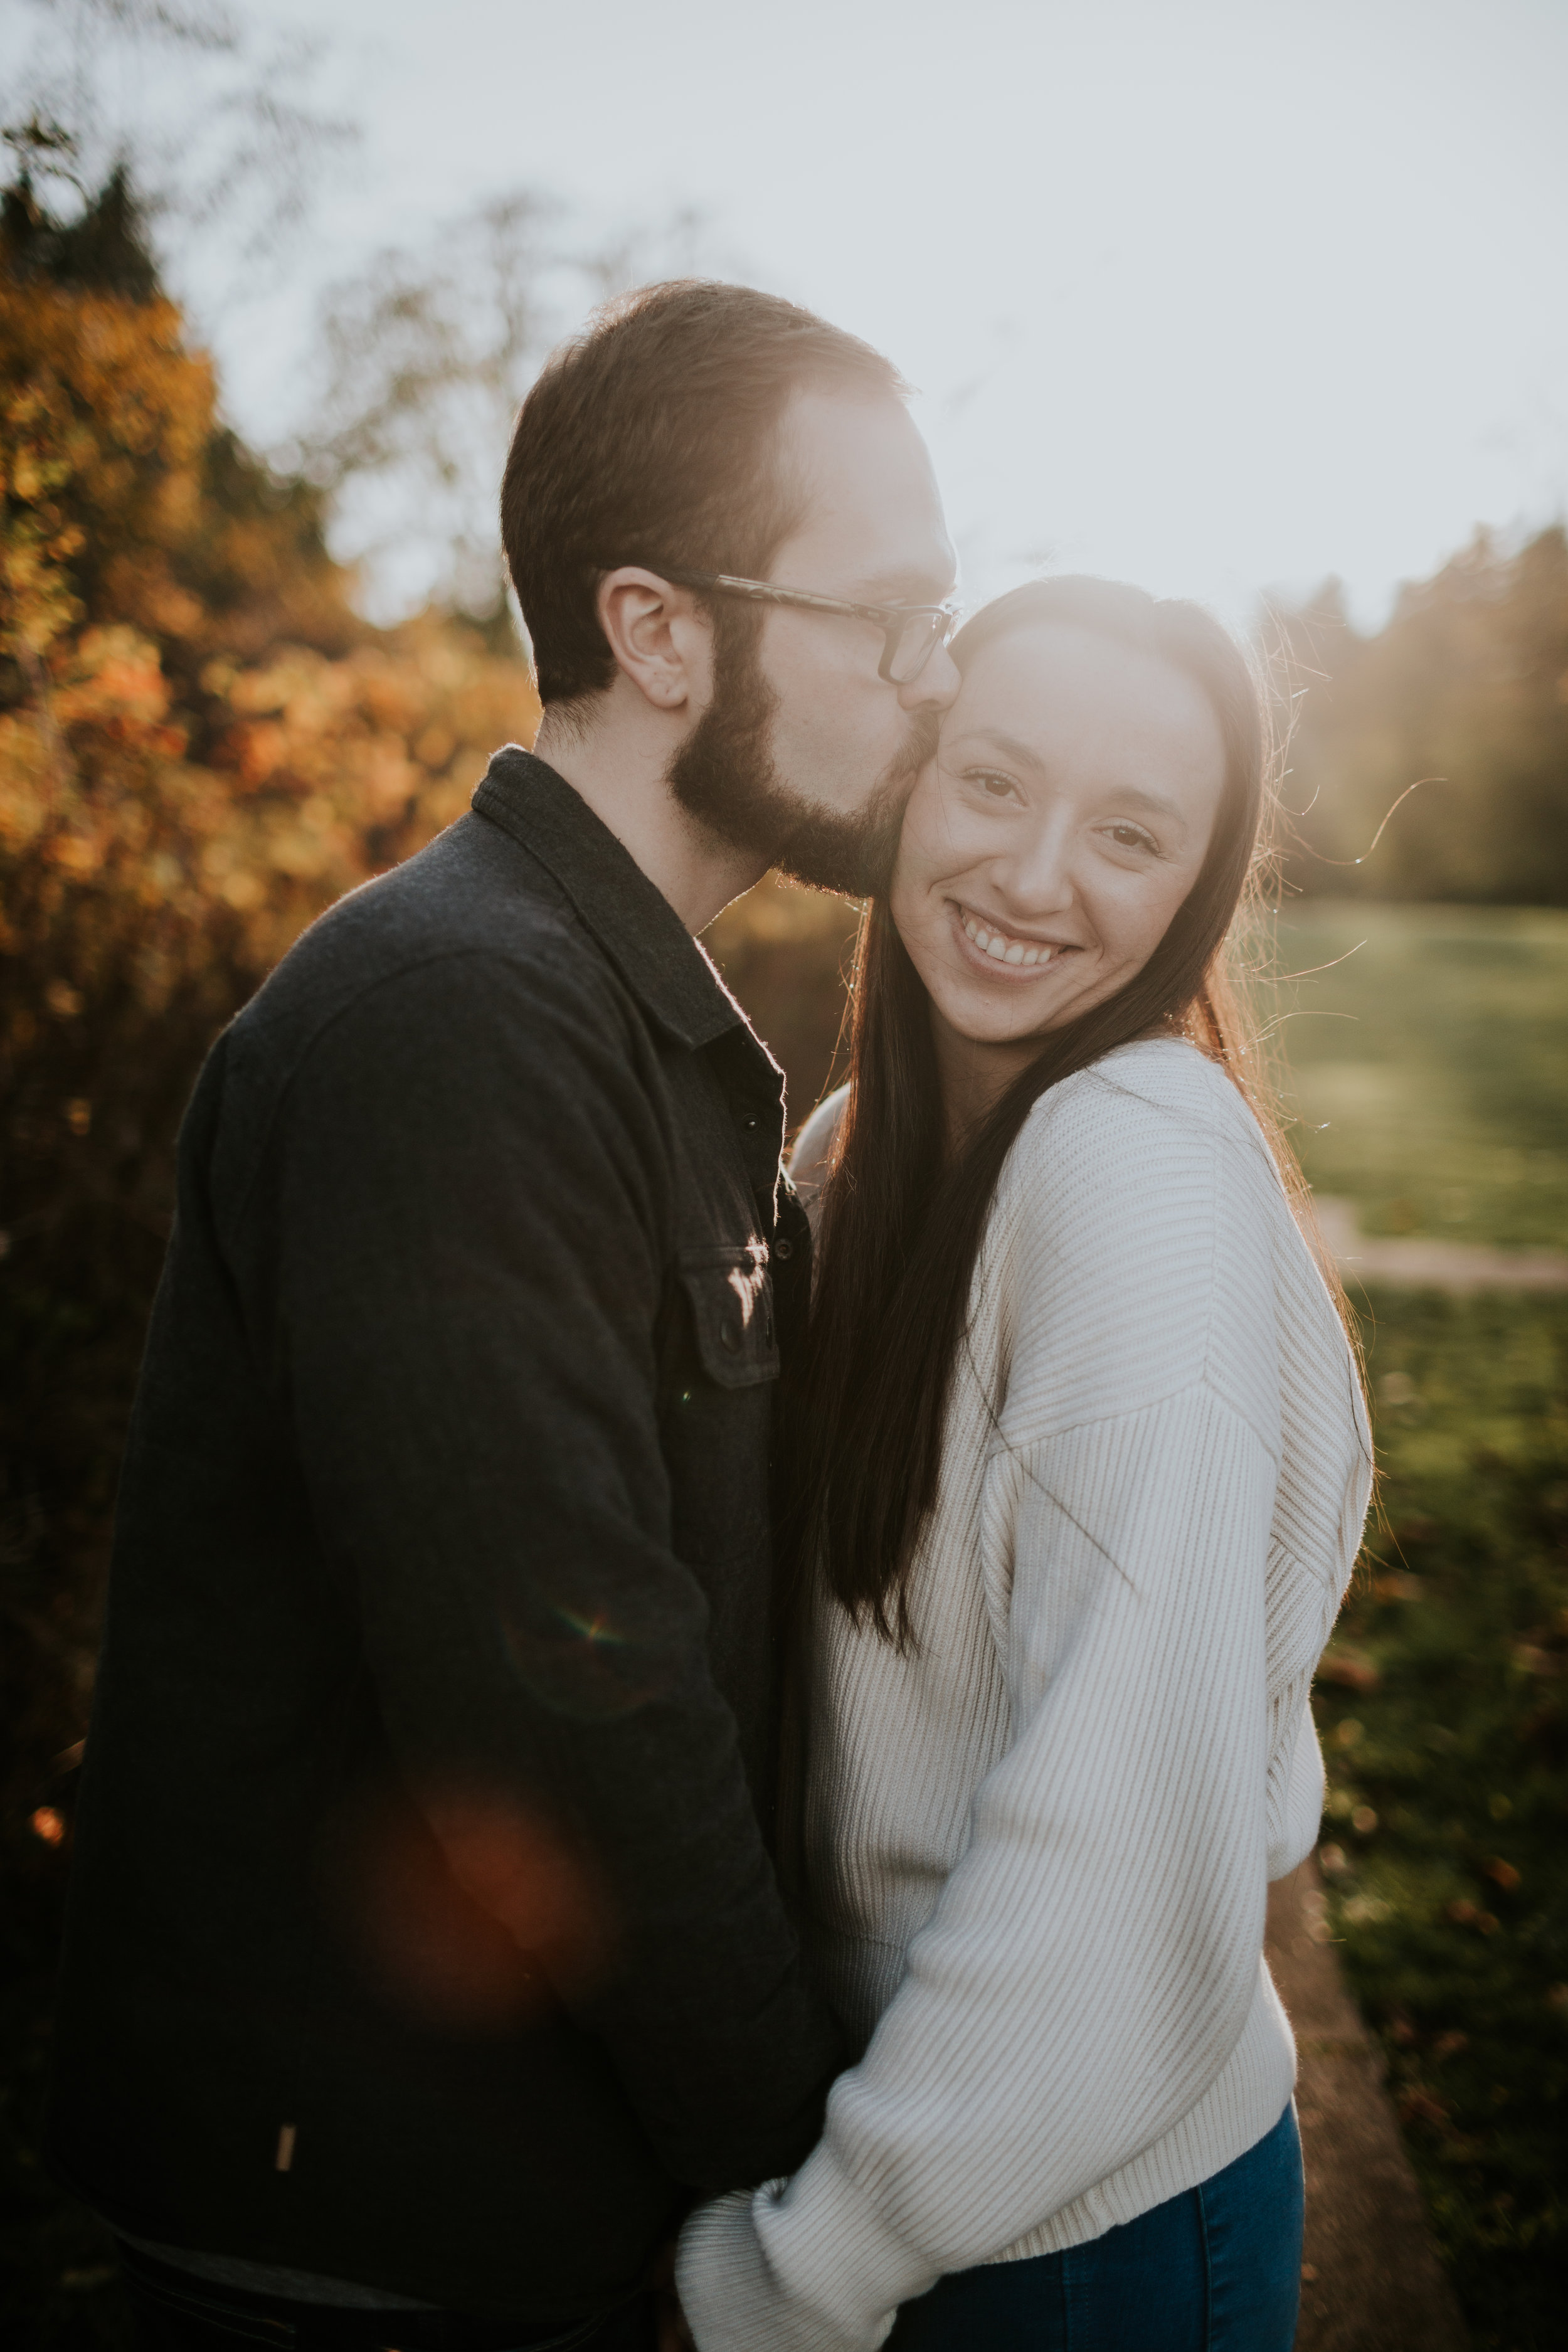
xmin=677 ymin=1243 xmax=780 ymax=1390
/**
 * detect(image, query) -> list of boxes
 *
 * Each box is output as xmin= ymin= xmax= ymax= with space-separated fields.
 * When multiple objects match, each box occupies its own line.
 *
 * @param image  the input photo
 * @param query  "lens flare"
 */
xmin=325 ymin=1781 xmax=611 ymax=2031
xmin=503 ymin=1592 xmax=676 ymax=1722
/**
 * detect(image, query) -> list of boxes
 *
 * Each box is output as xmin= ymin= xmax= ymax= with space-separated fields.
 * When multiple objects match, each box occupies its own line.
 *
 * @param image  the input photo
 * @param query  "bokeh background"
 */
xmin=2 ymin=3 xmax=1565 ymax=2346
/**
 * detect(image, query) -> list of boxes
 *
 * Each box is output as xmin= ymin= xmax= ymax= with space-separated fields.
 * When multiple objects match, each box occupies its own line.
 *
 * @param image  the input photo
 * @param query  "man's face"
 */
xmin=667 ymin=388 xmax=958 ymax=895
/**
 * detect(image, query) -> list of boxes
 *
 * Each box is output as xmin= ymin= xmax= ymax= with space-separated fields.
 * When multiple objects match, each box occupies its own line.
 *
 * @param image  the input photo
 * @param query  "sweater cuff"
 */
xmin=676 ymin=2142 xmax=935 ymax=2352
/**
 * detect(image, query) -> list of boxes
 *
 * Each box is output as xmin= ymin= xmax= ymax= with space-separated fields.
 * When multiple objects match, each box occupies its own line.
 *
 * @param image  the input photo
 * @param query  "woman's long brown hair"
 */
xmin=786 ymin=576 xmax=1327 ymax=1646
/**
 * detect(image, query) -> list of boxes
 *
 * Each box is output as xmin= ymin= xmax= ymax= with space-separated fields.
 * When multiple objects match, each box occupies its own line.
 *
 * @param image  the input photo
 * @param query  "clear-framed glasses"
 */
xmin=652 ymin=566 xmax=959 ymax=686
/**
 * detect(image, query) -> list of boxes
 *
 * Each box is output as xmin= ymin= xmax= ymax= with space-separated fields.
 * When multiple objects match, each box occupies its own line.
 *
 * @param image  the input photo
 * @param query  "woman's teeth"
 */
xmin=961 ymin=910 xmax=1054 ymax=968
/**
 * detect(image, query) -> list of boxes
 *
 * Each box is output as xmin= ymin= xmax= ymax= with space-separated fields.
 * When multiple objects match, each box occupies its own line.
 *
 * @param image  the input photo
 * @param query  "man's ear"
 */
xmin=596 ymin=568 xmax=712 ymax=715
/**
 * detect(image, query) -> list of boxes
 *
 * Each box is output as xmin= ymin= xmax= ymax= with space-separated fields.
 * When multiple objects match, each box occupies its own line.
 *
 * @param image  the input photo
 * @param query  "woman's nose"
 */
xmin=998 ymin=818 xmax=1076 ymax=914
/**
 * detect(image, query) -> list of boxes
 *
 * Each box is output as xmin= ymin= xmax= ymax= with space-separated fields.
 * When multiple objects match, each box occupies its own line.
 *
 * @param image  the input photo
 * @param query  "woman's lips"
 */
xmin=953 ymin=901 xmax=1073 ymax=974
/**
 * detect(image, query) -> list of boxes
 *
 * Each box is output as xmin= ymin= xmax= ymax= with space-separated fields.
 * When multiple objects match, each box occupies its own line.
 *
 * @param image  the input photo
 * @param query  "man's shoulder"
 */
xmin=238 ymin=810 xmax=625 ymax=1064
xmin=205 ymin=810 xmax=643 ymax=1182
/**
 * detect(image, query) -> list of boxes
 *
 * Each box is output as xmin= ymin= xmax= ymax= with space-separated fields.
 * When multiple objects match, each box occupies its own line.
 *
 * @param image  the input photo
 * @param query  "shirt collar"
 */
xmin=472 ymin=745 xmax=758 ymax=1057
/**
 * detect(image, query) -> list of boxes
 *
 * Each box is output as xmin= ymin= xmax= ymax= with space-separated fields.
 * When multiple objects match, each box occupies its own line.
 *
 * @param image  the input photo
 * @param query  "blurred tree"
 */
xmin=5 ymin=0 xmax=356 ymax=282
xmin=10 ymin=9 xmax=730 ymax=631
xmin=299 ymin=192 xmax=718 ymax=627
xmin=1273 ymin=527 xmax=1568 ymax=905
xmin=0 ymin=152 xmax=539 ymax=1781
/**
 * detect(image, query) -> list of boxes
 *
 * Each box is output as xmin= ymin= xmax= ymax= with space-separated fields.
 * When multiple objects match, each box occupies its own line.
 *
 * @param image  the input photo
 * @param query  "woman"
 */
xmin=676 ymin=578 xmax=1372 ymax=2351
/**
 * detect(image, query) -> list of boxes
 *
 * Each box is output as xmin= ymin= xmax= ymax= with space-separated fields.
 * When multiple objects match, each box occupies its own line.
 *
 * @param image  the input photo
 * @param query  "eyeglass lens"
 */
xmin=887 ymin=610 xmax=950 ymax=684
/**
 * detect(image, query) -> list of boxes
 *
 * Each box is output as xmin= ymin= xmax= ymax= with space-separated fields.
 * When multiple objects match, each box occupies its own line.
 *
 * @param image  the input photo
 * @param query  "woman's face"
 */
xmin=888 ymin=620 xmax=1230 ymax=1104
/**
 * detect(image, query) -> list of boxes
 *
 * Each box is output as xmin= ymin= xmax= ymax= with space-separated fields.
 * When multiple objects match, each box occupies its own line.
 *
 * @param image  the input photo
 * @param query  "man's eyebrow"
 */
xmin=847 ymin=566 xmax=957 ymax=605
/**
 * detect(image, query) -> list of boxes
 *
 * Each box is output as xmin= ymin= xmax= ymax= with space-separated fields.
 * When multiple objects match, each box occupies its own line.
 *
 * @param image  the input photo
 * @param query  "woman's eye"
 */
xmin=968 ymin=770 xmax=1019 ymax=801
xmin=1105 ymin=821 xmax=1157 ymax=852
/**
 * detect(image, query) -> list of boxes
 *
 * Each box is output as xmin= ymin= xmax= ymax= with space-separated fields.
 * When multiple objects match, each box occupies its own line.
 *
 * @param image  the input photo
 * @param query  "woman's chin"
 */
xmin=935 ymin=968 xmax=1121 ymax=1052
xmin=938 ymin=999 xmax=1059 ymax=1054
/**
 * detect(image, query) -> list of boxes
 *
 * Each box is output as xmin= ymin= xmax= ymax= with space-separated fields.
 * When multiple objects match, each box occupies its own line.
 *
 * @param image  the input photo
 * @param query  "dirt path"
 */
xmin=1315 ymin=1197 xmax=1568 ymax=1291
xmin=1267 ymin=1863 xmax=1468 ymax=2351
xmin=1273 ymin=1198 xmax=1510 ymax=2344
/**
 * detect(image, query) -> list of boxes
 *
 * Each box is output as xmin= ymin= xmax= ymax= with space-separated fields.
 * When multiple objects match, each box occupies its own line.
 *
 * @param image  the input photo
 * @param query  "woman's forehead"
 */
xmin=947 ymin=622 xmax=1226 ymax=783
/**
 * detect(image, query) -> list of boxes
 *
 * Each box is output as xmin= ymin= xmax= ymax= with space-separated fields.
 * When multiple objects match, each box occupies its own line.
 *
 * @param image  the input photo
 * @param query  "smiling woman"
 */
xmin=675 ymin=574 xmax=1374 ymax=2352
xmin=889 ymin=610 xmax=1230 ymax=1141
xmin=681 ymin=569 xmax=1382 ymax=2352
xmin=790 ymin=573 xmax=1294 ymax=1627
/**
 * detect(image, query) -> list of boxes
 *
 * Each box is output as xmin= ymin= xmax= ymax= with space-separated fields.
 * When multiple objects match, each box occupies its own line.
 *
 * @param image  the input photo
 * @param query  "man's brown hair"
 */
xmin=501 ymin=280 xmax=906 ymax=707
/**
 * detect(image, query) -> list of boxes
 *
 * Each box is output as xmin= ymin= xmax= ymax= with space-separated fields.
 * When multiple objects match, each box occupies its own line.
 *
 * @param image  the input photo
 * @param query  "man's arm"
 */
xmin=254 ymin=945 xmax=838 ymax=2188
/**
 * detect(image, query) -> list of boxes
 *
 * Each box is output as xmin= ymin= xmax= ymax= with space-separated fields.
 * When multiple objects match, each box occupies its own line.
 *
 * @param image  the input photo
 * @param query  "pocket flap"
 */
xmin=677 ymin=1244 xmax=779 ymax=1390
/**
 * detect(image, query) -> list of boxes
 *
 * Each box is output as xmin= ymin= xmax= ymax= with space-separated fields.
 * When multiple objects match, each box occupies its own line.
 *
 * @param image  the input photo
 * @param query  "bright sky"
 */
xmin=23 ymin=0 xmax=1568 ymax=630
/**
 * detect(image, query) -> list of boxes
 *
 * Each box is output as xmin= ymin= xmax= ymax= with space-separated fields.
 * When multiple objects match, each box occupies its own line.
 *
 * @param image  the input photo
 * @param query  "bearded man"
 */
xmin=46 ymin=280 xmax=958 ymax=2348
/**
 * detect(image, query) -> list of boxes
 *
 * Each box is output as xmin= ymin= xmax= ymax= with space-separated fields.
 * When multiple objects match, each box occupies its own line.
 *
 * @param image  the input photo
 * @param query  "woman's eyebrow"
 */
xmin=946 ymin=728 xmax=1052 ymax=773
xmin=945 ymin=734 xmax=1192 ymax=832
xmin=1111 ymin=785 xmax=1189 ymax=832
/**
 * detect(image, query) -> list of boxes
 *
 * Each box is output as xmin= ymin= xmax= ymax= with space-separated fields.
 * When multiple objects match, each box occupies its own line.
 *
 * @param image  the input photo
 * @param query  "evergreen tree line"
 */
xmin=1272 ymin=526 xmax=1568 ymax=905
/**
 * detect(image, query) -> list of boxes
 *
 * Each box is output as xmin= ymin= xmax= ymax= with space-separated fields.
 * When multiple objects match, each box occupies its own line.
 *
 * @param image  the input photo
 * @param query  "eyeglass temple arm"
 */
xmin=663 ymin=568 xmax=949 ymax=626
xmin=702 ymin=573 xmax=889 ymax=622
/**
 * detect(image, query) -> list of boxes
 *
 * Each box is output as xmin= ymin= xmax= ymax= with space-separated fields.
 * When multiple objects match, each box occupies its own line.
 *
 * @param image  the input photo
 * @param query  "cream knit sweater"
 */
xmin=677 ymin=1038 xmax=1372 ymax=2352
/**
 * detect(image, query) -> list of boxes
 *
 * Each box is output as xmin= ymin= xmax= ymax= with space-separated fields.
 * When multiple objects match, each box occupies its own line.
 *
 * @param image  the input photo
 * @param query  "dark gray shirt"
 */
xmin=46 ymin=749 xmax=839 ymax=2321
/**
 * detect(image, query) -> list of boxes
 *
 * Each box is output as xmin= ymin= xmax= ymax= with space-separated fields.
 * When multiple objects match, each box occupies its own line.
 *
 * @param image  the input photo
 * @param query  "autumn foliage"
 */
xmin=0 ymin=191 xmax=539 ymax=1828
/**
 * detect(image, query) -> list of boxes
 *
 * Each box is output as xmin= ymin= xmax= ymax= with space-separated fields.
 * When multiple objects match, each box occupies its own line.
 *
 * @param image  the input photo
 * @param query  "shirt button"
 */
xmin=719 ymin=1319 xmax=742 ymax=1354
xmin=775 ymin=1237 xmax=793 ymax=1260
xmin=740 ymin=1115 xmax=760 ymax=1131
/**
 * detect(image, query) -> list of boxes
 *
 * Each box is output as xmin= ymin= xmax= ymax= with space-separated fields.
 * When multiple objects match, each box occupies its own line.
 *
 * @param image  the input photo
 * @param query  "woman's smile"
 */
xmin=950 ymin=899 xmax=1079 ymax=976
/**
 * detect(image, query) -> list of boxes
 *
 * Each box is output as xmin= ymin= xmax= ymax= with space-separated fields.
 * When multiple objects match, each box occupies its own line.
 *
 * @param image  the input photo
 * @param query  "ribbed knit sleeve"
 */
xmin=677 ymin=1045 xmax=1367 ymax=2351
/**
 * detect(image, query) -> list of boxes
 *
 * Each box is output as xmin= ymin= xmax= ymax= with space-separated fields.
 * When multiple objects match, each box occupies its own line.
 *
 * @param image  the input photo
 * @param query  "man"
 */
xmin=46 ymin=280 xmax=959 ymax=2347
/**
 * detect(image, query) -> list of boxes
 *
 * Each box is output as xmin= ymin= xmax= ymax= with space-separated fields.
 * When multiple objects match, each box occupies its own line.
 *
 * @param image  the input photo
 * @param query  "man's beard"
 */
xmin=666 ymin=618 xmax=938 ymax=898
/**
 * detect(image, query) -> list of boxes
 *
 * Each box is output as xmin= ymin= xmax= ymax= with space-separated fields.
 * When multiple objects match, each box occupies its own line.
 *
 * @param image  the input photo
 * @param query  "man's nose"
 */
xmin=899 ymin=637 xmax=960 ymax=715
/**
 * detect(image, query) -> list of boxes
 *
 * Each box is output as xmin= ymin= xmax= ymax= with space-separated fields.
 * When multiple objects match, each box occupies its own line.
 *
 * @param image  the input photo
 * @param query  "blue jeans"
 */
xmin=887 ymin=2104 xmax=1303 ymax=2352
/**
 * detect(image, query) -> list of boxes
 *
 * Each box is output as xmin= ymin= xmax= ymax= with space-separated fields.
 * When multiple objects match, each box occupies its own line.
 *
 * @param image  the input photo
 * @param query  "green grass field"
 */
xmin=1265 ymin=903 xmax=1568 ymax=1251
xmin=1322 ymin=1289 xmax=1567 ymax=2351
xmin=1258 ymin=906 xmax=1567 ymax=2345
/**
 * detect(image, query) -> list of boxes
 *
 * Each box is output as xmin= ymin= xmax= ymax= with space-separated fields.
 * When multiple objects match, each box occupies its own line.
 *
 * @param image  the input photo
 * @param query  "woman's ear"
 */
xmin=595 ymin=568 xmax=714 ymax=715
